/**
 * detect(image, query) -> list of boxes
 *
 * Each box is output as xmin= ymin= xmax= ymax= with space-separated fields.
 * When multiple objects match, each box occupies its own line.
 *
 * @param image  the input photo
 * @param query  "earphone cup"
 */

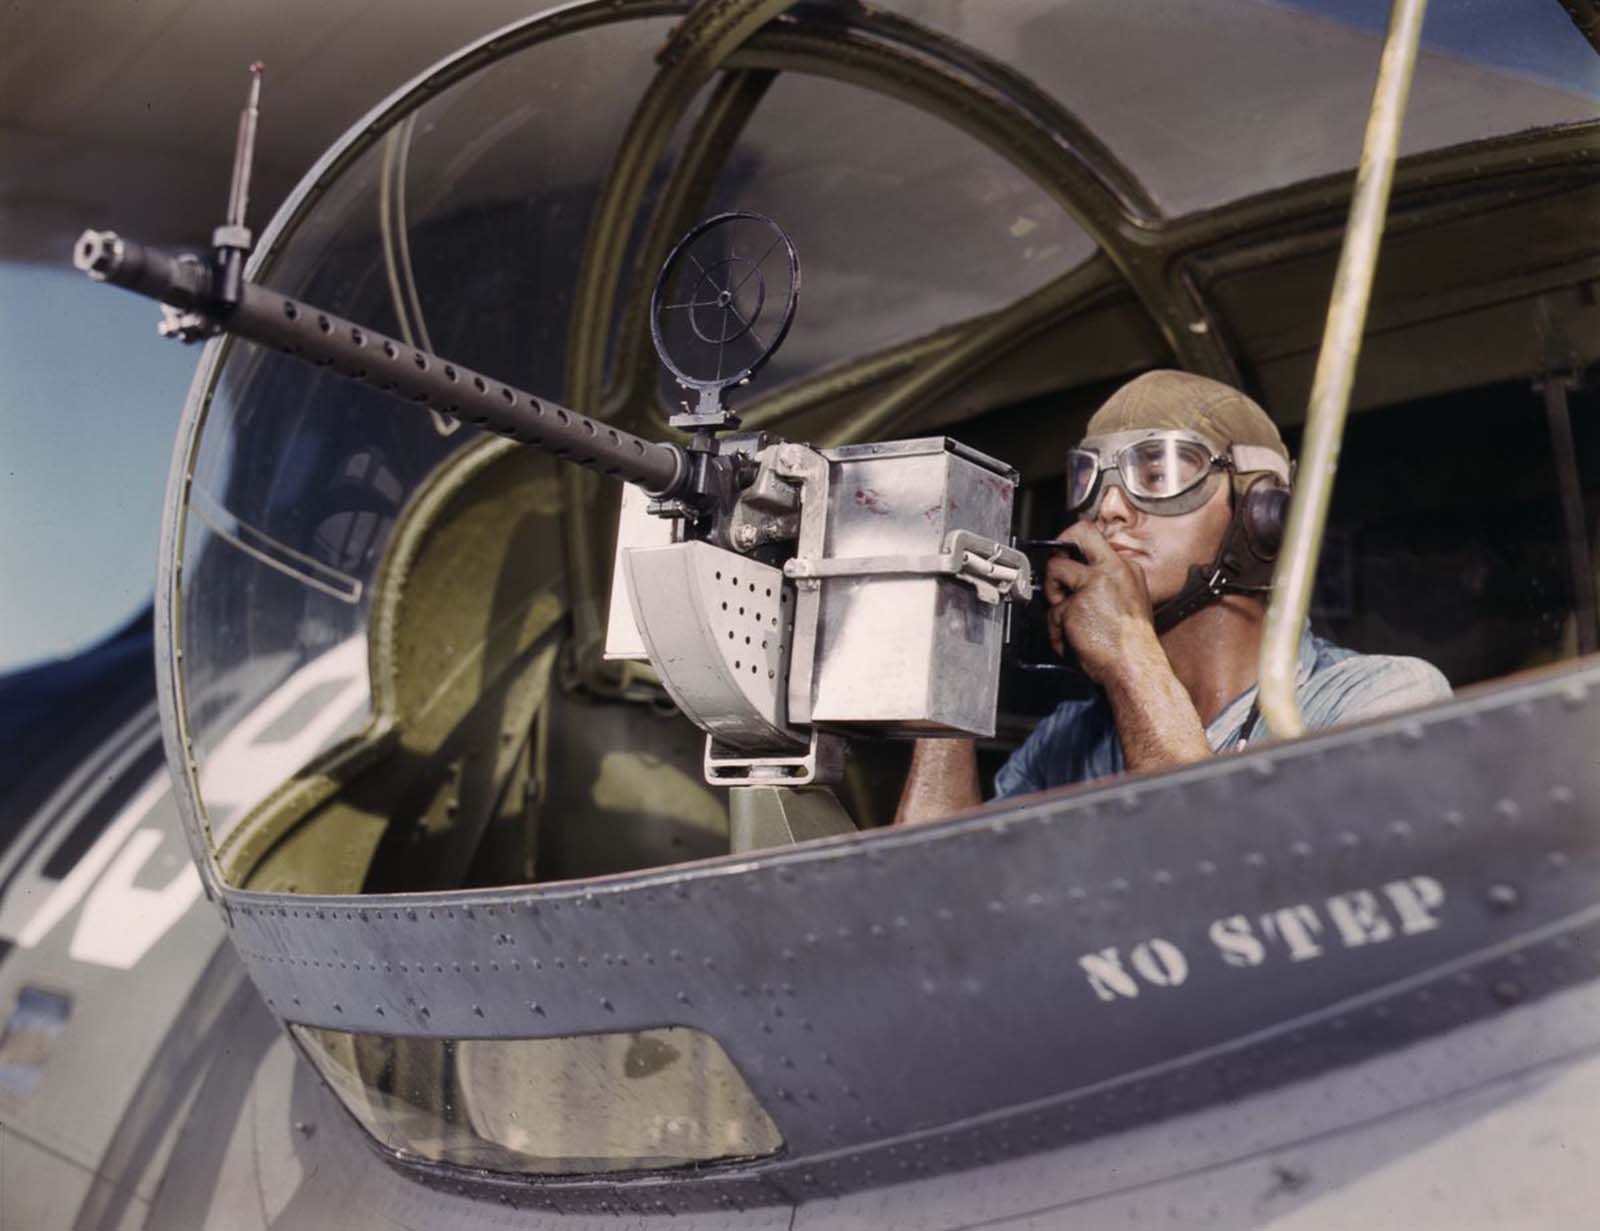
xmin=1243 ymin=482 xmax=1290 ymax=560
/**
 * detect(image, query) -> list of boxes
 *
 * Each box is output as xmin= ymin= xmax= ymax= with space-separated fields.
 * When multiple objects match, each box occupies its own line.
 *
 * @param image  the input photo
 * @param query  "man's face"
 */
xmin=1089 ymin=475 xmax=1231 ymax=605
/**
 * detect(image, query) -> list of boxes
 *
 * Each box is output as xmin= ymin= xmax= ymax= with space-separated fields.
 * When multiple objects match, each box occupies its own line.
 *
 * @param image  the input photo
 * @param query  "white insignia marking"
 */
xmin=16 ymin=770 xmax=204 ymax=969
xmin=16 ymin=772 xmax=170 ymax=950
xmin=69 ymin=828 xmax=201 ymax=969
xmin=198 ymin=635 xmax=369 ymax=831
xmin=14 ymin=640 xmax=373 ymax=969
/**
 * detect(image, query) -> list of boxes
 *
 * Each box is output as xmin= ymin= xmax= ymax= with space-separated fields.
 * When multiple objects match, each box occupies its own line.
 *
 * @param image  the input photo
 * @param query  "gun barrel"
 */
xmin=233 ymin=282 xmax=685 ymax=492
xmin=73 ymin=229 xmax=687 ymax=495
xmin=74 ymin=230 xmax=213 ymax=307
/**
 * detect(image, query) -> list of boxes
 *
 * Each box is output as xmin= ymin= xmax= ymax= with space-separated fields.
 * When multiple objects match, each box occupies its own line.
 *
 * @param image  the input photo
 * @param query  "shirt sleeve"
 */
xmin=992 ymin=698 xmax=1101 ymax=800
xmin=1303 ymin=653 xmax=1453 ymax=729
xmin=993 ymin=723 xmax=1050 ymax=800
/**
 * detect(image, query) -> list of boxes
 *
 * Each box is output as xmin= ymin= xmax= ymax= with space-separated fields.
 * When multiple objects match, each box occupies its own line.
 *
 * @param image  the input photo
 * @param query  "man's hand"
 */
xmin=1043 ymin=521 xmax=1213 ymax=774
xmin=1043 ymin=522 xmax=1159 ymax=685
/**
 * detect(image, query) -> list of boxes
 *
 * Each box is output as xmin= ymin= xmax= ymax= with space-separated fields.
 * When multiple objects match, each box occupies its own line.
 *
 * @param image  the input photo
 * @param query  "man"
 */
xmin=895 ymin=370 xmax=1450 ymax=825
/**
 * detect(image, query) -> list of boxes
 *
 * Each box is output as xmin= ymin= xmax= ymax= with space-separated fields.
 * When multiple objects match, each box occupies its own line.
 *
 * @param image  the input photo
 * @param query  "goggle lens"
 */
xmin=1065 ymin=435 xmax=1222 ymax=513
xmin=1065 ymin=449 xmax=1100 ymax=511
xmin=1123 ymin=437 xmax=1213 ymax=499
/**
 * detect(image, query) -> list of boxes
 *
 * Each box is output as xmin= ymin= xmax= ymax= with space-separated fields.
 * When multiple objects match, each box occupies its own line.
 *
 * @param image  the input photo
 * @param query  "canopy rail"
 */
xmin=727 ymin=19 xmax=1238 ymax=382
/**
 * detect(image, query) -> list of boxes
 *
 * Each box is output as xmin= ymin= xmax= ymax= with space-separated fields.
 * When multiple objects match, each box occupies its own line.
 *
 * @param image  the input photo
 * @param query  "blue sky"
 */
xmin=0 ymin=263 xmax=194 ymax=672
xmin=1267 ymin=0 xmax=1600 ymax=98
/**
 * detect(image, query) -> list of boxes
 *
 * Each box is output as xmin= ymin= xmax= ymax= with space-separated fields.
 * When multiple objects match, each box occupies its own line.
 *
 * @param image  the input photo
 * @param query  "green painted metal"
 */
xmin=217 ymin=440 xmax=568 ymax=892
xmin=728 ymin=784 xmax=857 ymax=851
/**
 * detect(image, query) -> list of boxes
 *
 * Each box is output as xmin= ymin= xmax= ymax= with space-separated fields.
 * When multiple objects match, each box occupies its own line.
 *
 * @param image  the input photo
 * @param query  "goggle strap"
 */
xmin=1230 ymin=444 xmax=1291 ymax=482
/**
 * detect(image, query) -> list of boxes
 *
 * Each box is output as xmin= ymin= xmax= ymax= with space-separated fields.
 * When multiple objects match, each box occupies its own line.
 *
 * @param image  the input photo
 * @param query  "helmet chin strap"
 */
xmin=1151 ymin=481 xmax=1281 ymax=635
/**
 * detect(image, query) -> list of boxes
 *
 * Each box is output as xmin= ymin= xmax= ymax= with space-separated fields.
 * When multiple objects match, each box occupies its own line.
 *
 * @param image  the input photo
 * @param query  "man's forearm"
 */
xmin=1102 ymin=634 xmax=1212 ymax=774
xmin=895 ymin=738 xmax=981 ymax=825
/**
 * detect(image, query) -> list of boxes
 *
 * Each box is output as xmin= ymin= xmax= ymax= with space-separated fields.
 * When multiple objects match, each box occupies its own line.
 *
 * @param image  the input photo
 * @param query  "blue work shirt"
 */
xmin=993 ymin=630 xmax=1452 ymax=800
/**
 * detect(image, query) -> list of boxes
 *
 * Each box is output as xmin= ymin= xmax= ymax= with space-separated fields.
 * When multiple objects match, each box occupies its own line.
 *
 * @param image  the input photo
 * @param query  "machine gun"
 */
xmin=74 ymin=67 xmax=1032 ymax=841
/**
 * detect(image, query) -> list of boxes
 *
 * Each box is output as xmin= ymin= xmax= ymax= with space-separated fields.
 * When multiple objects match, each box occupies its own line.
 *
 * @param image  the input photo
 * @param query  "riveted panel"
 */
xmin=230 ymin=660 xmax=1600 ymax=1197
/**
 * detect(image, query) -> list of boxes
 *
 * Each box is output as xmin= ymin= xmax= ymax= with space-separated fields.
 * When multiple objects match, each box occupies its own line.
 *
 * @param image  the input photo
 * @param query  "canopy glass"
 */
xmin=171 ymin=7 xmax=1095 ymax=850
xmin=883 ymin=0 xmax=1600 ymax=217
xmin=178 ymin=17 xmax=680 ymax=844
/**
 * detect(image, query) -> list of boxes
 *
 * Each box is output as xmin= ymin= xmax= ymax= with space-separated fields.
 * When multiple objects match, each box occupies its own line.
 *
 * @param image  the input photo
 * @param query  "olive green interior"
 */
xmin=216 ymin=441 xmax=549 ymax=891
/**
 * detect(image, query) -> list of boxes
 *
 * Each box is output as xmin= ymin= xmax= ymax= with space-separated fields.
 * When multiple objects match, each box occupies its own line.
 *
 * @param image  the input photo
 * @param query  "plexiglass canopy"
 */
xmin=166 ymin=4 xmax=1106 ymax=857
xmin=159 ymin=0 xmax=1600 ymax=868
xmin=884 ymin=0 xmax=1600 ymax=216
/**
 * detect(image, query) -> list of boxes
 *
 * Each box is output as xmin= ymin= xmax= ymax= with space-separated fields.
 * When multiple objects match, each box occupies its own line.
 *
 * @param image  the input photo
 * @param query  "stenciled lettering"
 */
xmin=1079 ymin=947 xmax=1141 ymax=1002
xmin=1078 ymin=937 xmax=1188 ymax=1002
xmin=1081 ymin=873 xmax=1448 ymax=1007
xmin=1383 ymin=875 xmax=1444 ymax=935
xmin=1325 ymin=889 xmax=1395 ymax=948
xmin=1262 ymin=904 xmax=1325 ymax=961
xmin=1208 ymin=914 xmax=1266 ymax=967
xmin=1130 ymin=939 xmax=1188 ymax=987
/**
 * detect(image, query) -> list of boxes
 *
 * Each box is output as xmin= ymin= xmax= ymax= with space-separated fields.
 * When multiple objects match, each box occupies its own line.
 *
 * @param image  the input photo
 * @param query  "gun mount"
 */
xmin=74 ymin=69 xmax=1031 ymax=802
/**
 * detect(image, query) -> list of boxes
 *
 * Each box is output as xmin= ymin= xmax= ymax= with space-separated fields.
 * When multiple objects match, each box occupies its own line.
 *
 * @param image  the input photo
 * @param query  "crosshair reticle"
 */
xmin=651 ymin=212 xmax=799 ymax=408
xmin=681 ymin=254 xmax=768 ymax=349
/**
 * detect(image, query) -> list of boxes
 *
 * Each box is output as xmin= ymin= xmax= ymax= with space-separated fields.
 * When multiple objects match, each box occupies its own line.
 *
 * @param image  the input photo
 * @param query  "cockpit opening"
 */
xmin=154 ymin=2 xmax=1599 ymax=905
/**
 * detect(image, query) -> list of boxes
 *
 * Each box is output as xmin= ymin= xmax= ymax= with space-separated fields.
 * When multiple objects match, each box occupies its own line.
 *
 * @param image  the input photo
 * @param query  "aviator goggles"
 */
xmin=1066 ymin=429 xmax=1289 ymax=517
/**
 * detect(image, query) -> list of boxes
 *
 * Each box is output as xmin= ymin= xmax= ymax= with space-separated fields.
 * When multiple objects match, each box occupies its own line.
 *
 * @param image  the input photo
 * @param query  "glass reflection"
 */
xmin=294 ymin=1024 xmax=783 ymax=1174
xmin=179 ymin=18 xmax=679 ymax=842
xmin=881 ymin=0 xmax=1599 ymax=216
xmin=700 ymin=71 xmax=1094 ymax=392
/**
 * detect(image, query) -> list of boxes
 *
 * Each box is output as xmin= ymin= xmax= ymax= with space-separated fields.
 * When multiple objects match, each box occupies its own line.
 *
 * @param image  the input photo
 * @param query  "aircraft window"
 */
xmin=189 ymin=487 xmax=365 ymax=604
xmin=693 ymin=71 xmax=1096 ymax=394
xmin=175 ymin=17 xmax=682 ymax=847
xmin=192 ymin=637 xmax=370 ymax=838
xmin=291 ymin=1024 xmax=782 ymax=1175
xmin=881 ymin=0 xmax=1600 ymax=217
xmin=250 ymin=679 xmax=361 ymax=746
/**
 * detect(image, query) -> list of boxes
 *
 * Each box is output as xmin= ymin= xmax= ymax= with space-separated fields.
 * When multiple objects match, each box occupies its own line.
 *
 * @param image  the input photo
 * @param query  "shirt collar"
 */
xmin=1205 ymin=625 xmax=1316 ymax=750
